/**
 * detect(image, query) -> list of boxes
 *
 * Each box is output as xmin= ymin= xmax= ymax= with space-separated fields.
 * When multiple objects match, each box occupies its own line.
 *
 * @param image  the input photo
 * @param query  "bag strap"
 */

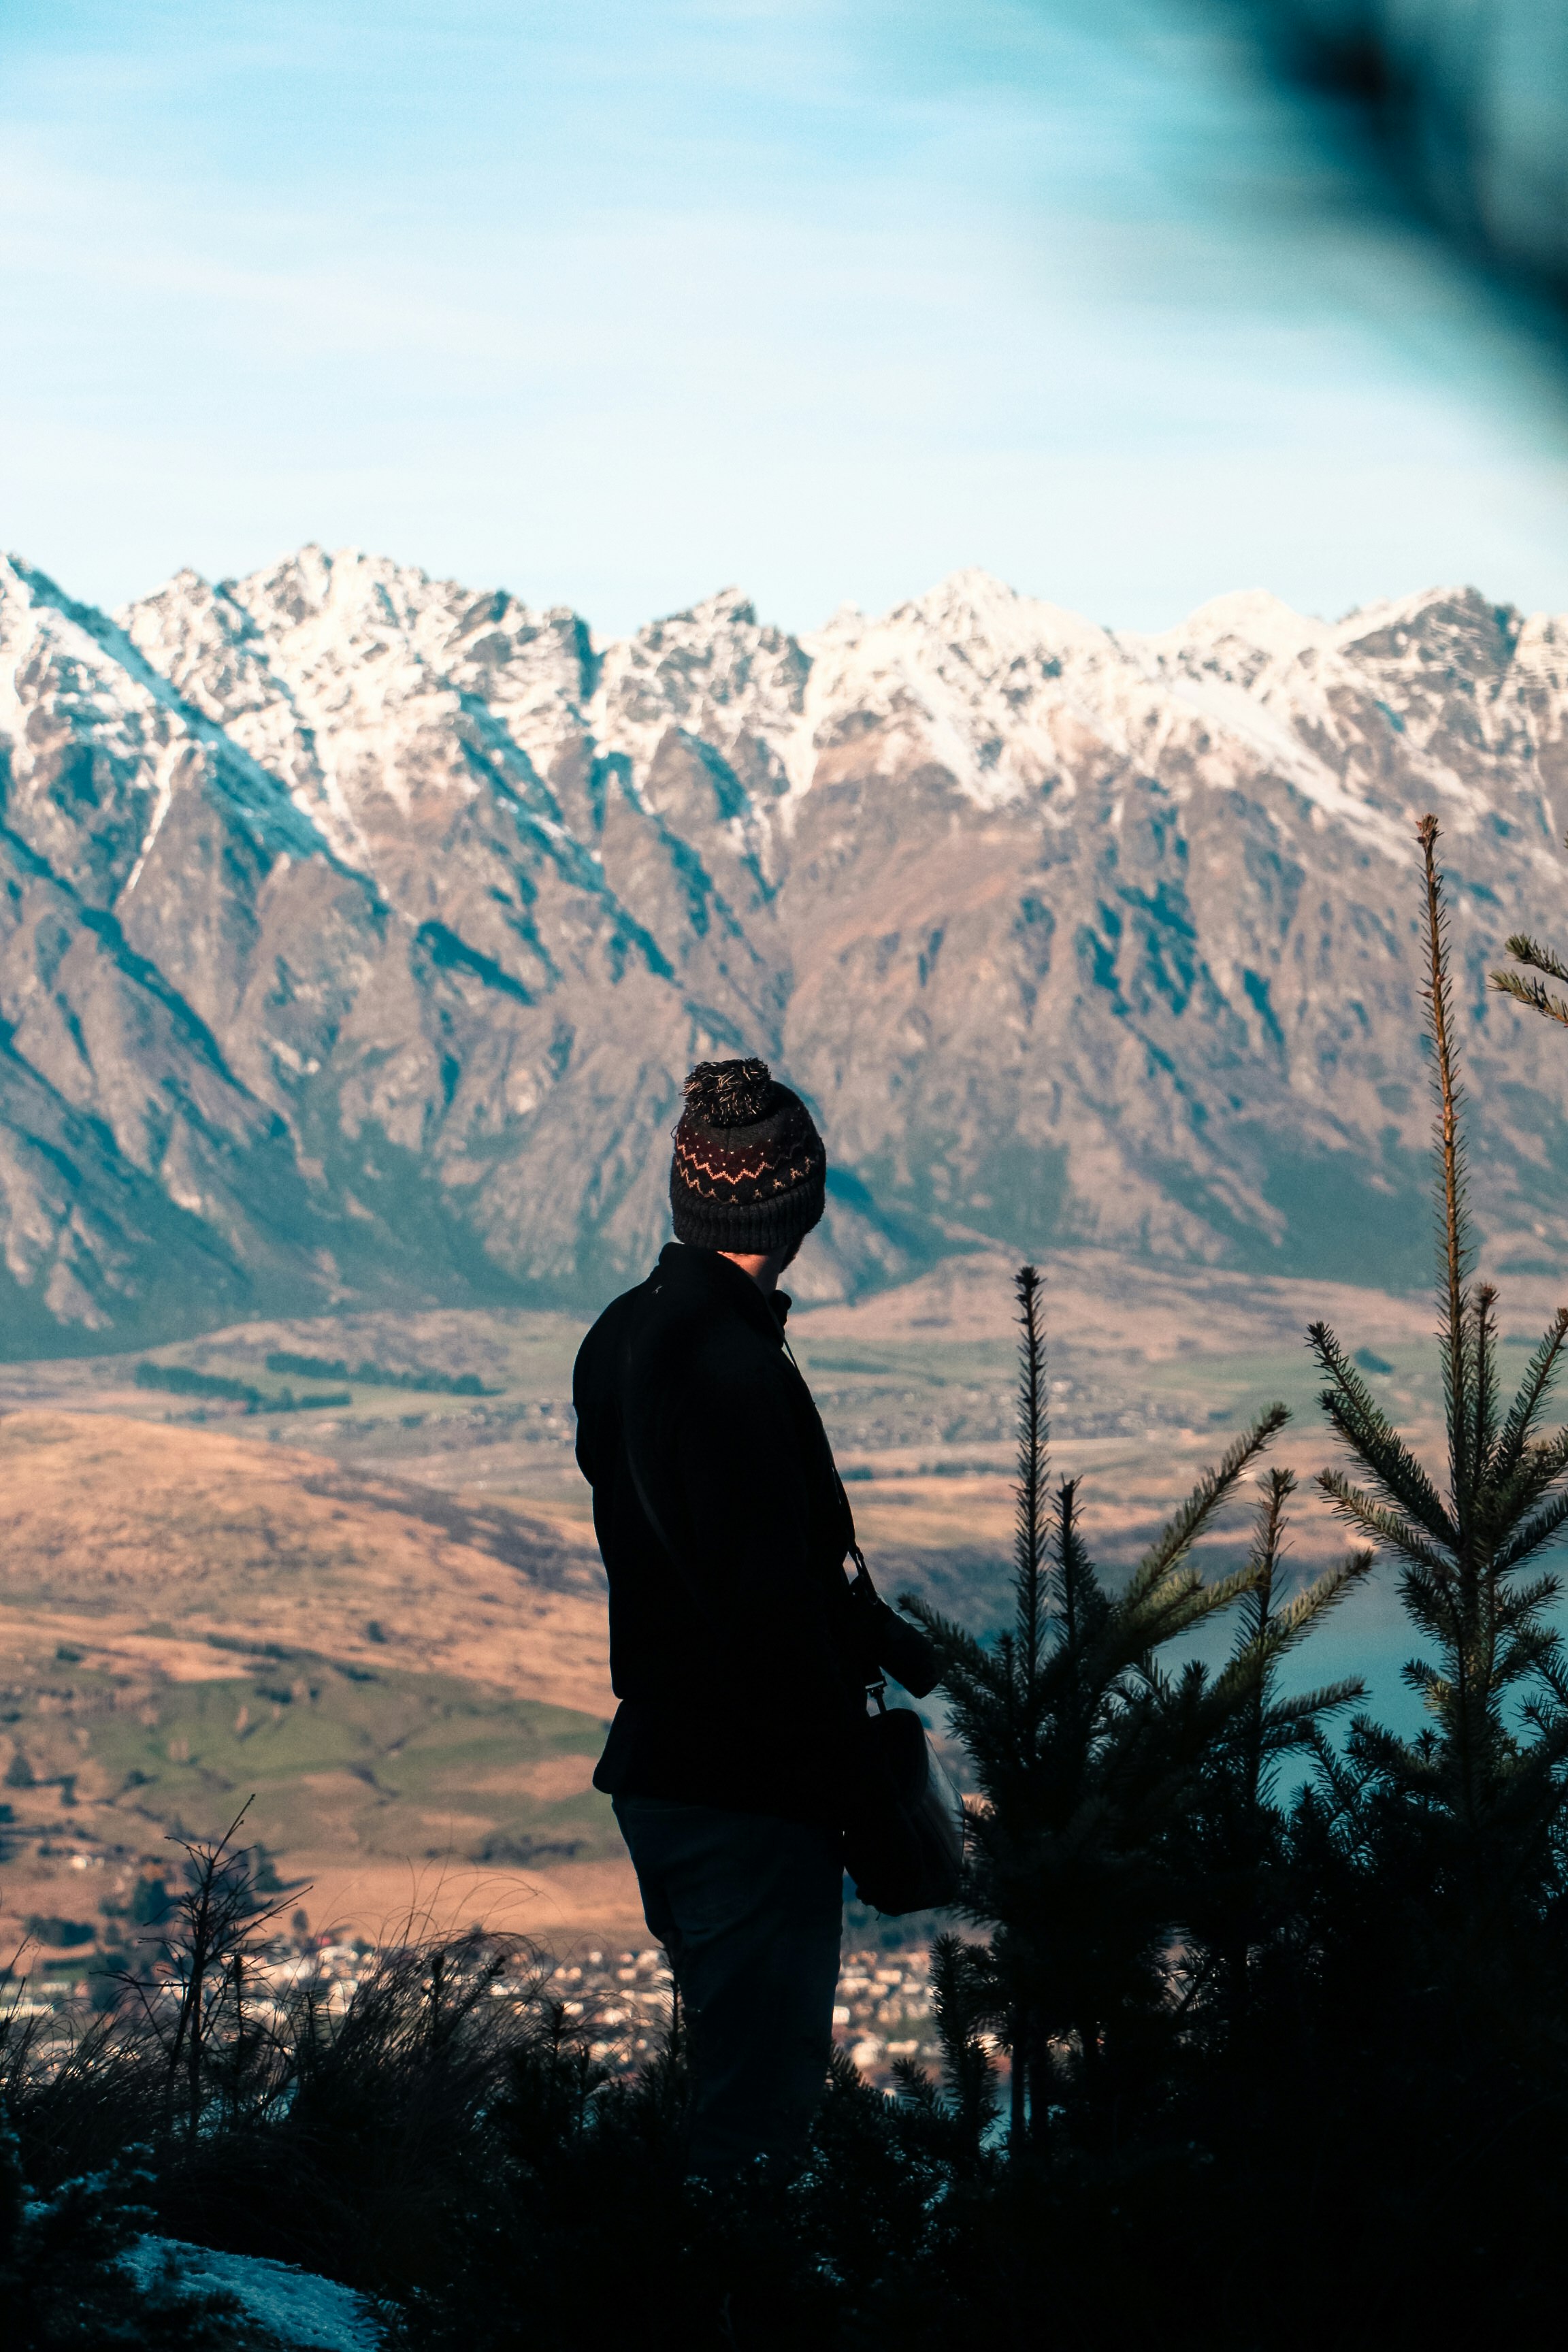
xmin=782 ymin=1330 xmax=888 ymax=1714
xmin=781 ymin=1324 xmax=870 ymax=1578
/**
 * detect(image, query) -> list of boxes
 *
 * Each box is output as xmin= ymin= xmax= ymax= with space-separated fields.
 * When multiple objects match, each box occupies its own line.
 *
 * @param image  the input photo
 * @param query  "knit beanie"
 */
xmin=669 ymin=1058 xmax=827 ymax=1254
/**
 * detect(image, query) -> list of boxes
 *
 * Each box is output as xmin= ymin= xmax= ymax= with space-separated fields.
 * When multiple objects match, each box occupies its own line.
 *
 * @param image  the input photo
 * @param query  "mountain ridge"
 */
xmin=1 ymin=543 xmax=1566 ymax=1350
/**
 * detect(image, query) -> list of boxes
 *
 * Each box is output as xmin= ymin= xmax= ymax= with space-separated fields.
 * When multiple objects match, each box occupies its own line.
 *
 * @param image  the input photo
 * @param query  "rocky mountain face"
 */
xmin=2 ymin=544 xmax=1567 ymax=1348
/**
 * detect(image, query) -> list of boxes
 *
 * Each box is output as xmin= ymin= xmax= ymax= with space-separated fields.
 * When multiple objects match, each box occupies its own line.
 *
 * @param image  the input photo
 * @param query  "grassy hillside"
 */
xmin=0 ymin=1409 xmax=611 ymax=1710
xmin=3 ymin=1644 xmax=615 ymax=1868
xmin=0 ymin=1408 xmax=624 ymax=1952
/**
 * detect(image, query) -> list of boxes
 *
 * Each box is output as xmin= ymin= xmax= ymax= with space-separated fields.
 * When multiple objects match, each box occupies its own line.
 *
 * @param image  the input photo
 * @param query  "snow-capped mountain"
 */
xmin=1 ymin=543 xmax=1567 ymax=1345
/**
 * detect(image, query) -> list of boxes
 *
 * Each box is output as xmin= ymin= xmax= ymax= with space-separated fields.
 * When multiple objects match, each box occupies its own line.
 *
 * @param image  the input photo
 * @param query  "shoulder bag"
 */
xmin=841 ymin=1544 xmax=966 ymax=1917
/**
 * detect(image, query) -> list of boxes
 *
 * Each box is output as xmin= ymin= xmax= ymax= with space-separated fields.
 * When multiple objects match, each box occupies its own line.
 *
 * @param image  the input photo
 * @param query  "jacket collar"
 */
xmin=655 ymin=1242 xmax=788 ymax=1348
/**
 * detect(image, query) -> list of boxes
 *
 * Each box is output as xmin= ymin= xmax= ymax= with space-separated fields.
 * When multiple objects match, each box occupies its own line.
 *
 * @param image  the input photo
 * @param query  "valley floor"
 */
xmin=3 ymin=1243 xmax=1565 ymax=1980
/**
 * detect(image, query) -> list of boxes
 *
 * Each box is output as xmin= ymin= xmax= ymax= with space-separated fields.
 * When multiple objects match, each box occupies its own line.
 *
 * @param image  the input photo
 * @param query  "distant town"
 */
xmin=1 ymin=1836 xmax=941 ymax=2089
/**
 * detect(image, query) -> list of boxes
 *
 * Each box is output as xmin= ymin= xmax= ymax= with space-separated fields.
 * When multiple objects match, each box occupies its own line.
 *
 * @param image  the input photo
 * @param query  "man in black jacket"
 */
xmin=573 ymin=1056 xmax=868 ymax=2174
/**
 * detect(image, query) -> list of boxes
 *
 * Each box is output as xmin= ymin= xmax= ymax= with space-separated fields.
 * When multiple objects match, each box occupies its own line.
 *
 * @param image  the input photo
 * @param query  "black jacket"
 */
xmin=572 ymin=1243 xmax=872 ymax=1826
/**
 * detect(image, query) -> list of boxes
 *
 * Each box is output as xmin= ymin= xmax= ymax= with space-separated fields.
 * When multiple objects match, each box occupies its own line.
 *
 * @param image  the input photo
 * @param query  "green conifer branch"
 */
xmin=1314 ymin=1469 xmax=1455 ymax=1576
xmin=1533 ymin=1650 xmax=1568 ymax=1710
xmin=1049 ymin=1477 xmax=1107 ymax=1763
xmin=1494 ymin=1488 xmax=1568 ymax=1575
xmin=1493 ymin=1310 xmax=1568 ymax=1484
xmin=1396 ymin=1562 xmax=1460 ymax=1644
xmin=1501 ymin=932 xmax=1568 ymax=985
xmin=1351 ymin=1715 xmax=1439 ymax=1784
xmin=1053 ymin=1476 xmax=1105 ymax=1660
xmin=1495 ymin=1625 xmax=1561 ymax=1689
xmin=1262 ymin=1548 xmax=1377 ymax=1648
xmin=1303 ymin=1716 xmax=1382 ymax=1831
xmin=1402 ymin=1657 xmax=1447 ymax=1700
xmin=929 ymin=1932 xmax=999 ymax=2151
xmin=1472 ymin=1283 xmax=1501 ymax=1485
xmin=1490 ymin=931 xmax=1568 ymax=1026
xmin=1417 ymin=813 xmax=1475 ymax=1507
xmin=1254 ymin=1678 xmax=1367 ymax=1733
xmin=1490 ymin=966 xmax=1568 ymax=1026
xmin=1013 ymin=1265 xmax=1048 ymax=1696
xmin=1200 ymin=1539 xmax=1371 ymax=1729
xmin=1120 ymin=1561 xmax=1265 ymax=1665
xmin=1210 ymin=1561 xmax=1373 ymax=1713
xmin=1122 ymin=1404 xmax=1290 ymax=1610
xmin=1308 ymin=1321 xmax=1456 ymax=1543
xmin=1500 ymin=1567 xmax=1567 ymax=1624
xmin=1475 ymin=1436 xmax=1568 ymax=1552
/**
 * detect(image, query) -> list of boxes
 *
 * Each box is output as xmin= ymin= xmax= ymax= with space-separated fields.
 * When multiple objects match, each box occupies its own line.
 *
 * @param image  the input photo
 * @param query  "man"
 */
xmin=572 ymin=1056 xmax=870 ymax=2175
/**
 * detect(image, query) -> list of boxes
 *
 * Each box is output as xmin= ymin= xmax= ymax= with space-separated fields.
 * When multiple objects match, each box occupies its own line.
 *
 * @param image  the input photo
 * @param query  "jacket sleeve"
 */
xmin=571 ymin=1298 xmax=623 ymax=1491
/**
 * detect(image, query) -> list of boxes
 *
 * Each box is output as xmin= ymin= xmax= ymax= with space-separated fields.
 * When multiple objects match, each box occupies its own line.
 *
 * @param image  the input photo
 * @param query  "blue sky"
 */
xmin=5 ymin=0 xmax=1568 ymax=634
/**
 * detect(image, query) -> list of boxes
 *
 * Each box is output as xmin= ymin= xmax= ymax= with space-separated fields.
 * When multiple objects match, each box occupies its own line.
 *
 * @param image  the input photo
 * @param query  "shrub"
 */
xmin=22 ymin=1920 xmax=95 ymax=1951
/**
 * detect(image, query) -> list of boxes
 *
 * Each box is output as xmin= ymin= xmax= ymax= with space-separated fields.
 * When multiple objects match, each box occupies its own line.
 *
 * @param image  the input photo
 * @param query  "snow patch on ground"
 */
xmin=125 ymin=2236 xmax=384 ymax=2350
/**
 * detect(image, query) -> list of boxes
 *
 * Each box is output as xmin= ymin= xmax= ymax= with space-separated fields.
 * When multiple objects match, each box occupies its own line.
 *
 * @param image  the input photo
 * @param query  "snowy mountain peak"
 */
xmin=4 ymin=544 xmax=1568 ymax=1341
xmin=668 ymin=584 xmax=758 ymax=631
xmin=900 ymin=564 xmax=1109 ymax=658
xmin=1330 ymin=584 xmax=1522 ymax=689
xmin=1140 ymin=587 xmax=1333 ymax=668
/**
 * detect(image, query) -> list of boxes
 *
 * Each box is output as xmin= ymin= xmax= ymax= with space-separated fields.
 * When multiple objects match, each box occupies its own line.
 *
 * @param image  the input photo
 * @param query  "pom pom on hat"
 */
xmin=683 ymin=1058 xmax=777 ymax=1129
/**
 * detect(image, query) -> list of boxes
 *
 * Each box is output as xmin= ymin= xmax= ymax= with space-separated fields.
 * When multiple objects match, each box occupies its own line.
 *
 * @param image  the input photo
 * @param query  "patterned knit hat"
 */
xmin=670 ymin=1058 xmax=827 ymax=1254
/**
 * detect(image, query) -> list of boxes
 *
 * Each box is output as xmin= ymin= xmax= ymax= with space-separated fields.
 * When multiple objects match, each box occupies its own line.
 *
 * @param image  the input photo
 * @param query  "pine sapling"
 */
xmin=907 ymin=1266 xmax=1301 ymax=2146
xmin=1171 ymin=1467 xmax=1371 ymax=2040
xmin=1311 ymin=813 xmax=1568 ymax=1930
xmin=119 ymin=1799 xmax=299 ymax=2142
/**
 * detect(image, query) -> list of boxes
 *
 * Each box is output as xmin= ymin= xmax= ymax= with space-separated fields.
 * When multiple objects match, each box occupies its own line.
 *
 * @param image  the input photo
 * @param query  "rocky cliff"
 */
xmin=1 ymin=545 xmax=1566 ymax=1347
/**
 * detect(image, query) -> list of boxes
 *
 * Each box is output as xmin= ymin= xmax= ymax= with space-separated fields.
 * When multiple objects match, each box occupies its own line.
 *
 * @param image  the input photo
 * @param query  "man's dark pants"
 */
xmin=612 ymin=1794 xmax=843 ymax=2175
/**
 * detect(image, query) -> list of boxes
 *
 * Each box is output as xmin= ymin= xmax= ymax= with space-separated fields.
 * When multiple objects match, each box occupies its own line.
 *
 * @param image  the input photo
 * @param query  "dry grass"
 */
xmin=0 ymin=1409 xmax=610 ymax=1711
